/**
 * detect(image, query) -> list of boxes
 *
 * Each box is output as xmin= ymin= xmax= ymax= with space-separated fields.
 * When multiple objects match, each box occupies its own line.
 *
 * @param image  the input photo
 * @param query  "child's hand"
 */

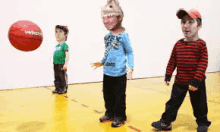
xmin=127 ymin=68 xmax=133 ymax=80
xmin=165 ymin=81 xmax=170 ymax=86
xmin=189 ymin=85 xmax=198 ymax=91
xmin=62 ymin=64 xmax=67 ymax=70
xmin=91 ymin=62 xmax=103 ymax=70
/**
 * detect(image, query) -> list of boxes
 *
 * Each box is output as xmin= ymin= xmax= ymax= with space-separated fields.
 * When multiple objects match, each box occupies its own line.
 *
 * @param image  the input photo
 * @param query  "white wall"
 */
xmin=0 ymin=0 xmax=220 ymax=90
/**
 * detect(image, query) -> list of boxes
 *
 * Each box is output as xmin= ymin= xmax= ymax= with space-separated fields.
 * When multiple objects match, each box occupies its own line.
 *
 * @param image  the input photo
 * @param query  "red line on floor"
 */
xmin=128 ymin=126 xmax=141 ymax=132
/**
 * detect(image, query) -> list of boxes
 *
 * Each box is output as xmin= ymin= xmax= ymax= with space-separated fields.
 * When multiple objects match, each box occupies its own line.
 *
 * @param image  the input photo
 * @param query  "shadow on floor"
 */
xmin=172 ymin=113 xmax=197 ymax=131
xmin=17 ymin=121 xmax=46 ymax=132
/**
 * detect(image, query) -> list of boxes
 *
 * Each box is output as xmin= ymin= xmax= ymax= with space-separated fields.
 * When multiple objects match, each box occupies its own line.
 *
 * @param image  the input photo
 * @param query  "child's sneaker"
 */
xmin=151 ymin=120 xmax=172 ymax=131
xmin=197 ymin=125 xmax=208 ymax=132
xmin=52 ymin=88 xmax=59 ymax=94
xmin=58 ymin=88 xmax=67 ymax=94
xmin=99 ymin=115 xmax=113 ymax=122
xmin=111 ymin=118 xmax=125 ymax=127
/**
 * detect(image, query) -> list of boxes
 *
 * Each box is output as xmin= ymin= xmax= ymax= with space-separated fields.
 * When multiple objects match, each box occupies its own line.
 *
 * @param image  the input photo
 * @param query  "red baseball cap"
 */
xmin=176 ymin=8 xmax=201 ymax=19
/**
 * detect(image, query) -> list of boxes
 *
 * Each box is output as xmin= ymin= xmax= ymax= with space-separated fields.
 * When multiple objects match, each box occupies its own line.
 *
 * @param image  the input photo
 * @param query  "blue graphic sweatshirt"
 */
xmin=100 ymin=32 xmax=134 ymax=77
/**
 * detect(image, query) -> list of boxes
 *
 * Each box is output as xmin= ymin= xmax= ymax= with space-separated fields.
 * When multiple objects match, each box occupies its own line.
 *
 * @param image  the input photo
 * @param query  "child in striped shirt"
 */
xmin=151 ymin=9 xmax=211 ymax=132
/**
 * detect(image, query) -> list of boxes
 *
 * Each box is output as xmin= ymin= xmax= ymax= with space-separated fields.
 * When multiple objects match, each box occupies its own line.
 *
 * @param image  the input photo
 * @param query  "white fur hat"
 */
xmin=101 ymin=0 xmax=123 ymax=19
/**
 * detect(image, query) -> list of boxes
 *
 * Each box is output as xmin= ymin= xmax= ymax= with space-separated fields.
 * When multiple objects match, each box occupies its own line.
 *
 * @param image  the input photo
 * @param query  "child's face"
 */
xmin=181 ymin=15 xmax=201 ymax=39
xmin=55 ymin=28 xmax=66 ymax=42
xmin=103 ymin=15 xmax=121 ymax=30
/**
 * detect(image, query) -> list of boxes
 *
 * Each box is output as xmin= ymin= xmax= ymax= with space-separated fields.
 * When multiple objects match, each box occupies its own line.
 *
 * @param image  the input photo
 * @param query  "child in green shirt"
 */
xmin=53 ymin=25 xmax=69 ymax=94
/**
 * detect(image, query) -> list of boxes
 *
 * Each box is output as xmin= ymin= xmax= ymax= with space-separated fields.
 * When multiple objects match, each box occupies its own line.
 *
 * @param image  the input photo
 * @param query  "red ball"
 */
xmin=8 ymin=20 xmax=43 ymax=52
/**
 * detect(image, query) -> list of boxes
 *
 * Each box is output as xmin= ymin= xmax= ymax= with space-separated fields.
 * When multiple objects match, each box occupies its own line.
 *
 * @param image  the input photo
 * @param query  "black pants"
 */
xmin=54 ymin=64 xmax=68 ymax=90
xmin=103 ymin=74 xmax=127 ymax=121
xmin=160 ymin=80 xmax=211 ymax=126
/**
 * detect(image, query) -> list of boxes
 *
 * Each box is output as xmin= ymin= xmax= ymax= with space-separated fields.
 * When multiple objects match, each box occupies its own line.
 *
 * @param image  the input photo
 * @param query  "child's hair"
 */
xmin=196 ymin=18 xmax=202 ymax=26
xmin=55 ymin=25 xmax=69 ymax=41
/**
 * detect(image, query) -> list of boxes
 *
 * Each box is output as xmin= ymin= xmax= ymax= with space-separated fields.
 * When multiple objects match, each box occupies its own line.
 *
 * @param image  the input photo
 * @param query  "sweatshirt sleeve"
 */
xmin=165 ymin=43 xmax=177 ymax=82
xmin=190 ymin=42 xmax=208 ymax=88
xmin=100 ymin=56 xmax=106 ymax=65
xmin=122 ymin=33 xmax=134 ymax=70
xmin=63 ymin=43 xmax=69 ymax=51
xmin=100 ymin=35 xmax=108 ymax=65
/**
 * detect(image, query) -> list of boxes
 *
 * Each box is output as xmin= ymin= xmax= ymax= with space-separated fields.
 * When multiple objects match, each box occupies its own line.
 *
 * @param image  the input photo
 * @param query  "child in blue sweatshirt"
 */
xmin=91 ymin=0 xmax=134 ymax=128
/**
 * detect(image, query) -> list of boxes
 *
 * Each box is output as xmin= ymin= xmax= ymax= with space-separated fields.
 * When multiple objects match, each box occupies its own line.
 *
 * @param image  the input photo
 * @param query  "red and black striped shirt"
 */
xmin=165 ymin=38 xmax=208 ymax=88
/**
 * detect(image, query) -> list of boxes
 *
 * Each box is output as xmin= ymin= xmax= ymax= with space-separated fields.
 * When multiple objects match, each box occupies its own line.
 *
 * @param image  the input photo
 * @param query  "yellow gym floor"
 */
xmin=0 ymin=72 xmax=219 ymax=132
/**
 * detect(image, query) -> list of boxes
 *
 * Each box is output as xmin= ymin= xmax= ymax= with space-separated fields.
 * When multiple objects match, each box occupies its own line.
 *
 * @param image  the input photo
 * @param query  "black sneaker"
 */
xmin=111 ymin=118 xmax=125 ymax=128
xmin=58 ymin=88 xmax=67 ymax=94
xmin=52 ymin=88 xmax=59 ymax=94
xmin=99 ymin=115 xmax=114 ymax=122
xmin=151 ymin=120 xmax=172 ymax=131
xmin=197 ymin=125 xmax=208 ymax=132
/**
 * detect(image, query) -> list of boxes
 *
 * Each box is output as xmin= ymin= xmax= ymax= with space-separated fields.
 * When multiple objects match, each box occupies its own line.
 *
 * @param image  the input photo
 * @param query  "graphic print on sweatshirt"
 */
xmin=101 ymin=32 xmax=134 ymax=77
xmin=105 ymin=35 xmax=122 ymax=49
xmin=103 ymin=34 xmax=123 ymax=68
